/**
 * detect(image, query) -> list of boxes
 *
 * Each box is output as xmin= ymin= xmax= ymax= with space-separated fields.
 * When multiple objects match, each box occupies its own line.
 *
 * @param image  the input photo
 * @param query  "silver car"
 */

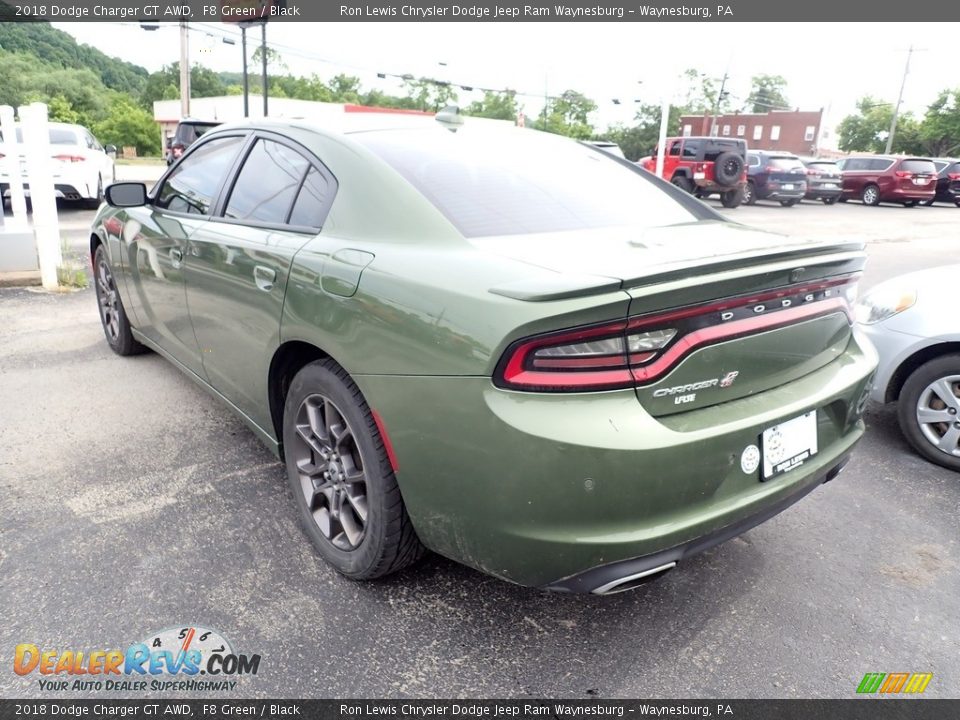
xmin=857 ymin=265 xmax=960 ymax=471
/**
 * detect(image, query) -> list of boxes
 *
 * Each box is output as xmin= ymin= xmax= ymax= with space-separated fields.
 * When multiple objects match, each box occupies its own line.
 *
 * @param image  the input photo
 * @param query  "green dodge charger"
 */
xmin=91 ymin=115 xmax=877 ymax=594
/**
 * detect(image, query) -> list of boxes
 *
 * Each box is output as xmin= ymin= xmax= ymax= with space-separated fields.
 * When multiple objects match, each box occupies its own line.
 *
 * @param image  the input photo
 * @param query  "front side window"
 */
xmin=668 ymin=140 xmax=682 ymax=156
xmin=155 ymin=136 xmax=245 ymax=215
xmin=225 ymin=139 xmax=310 ymax=224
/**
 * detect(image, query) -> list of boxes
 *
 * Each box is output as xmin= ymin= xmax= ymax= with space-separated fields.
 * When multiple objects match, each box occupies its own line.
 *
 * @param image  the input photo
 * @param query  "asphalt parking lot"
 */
xmin=1 ymin=196 xmax=958 ymax=699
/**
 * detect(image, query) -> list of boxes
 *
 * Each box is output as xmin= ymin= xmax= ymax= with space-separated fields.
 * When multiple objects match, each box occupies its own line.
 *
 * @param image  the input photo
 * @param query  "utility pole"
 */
xmin=710 ymin=72 xmax=729 ymax=137
xmin=885 ymin=45 xmax=925 ymax=154
xmin=241 ymin=24 xmax=249 ymax=118
xmin=261 ymin=22 xmax=268 ymax=117
xmin=179 ymin=19 xmax=190 ymax=118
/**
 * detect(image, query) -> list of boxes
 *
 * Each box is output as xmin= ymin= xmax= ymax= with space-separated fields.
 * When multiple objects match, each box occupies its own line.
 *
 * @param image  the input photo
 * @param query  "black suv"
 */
xmin=924 ymin=159 xmax=960 ymax=206
xmin=744 ymin=151 xmax=808 ymax=206
xmin=166 ymin=119 xmax=220 ymax=165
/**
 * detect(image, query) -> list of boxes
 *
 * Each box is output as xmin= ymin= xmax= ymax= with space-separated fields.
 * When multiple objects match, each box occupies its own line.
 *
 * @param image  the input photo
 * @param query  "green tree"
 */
xmin=920 ymin=89 xmax=960 ymax=157
xmin=140 ymin=63 xmax=225 ymax=109
xmin=45 ymin=96 xmax=82 ymax=124
xmin=94 ymin=95 xmax=160 ymax=156
xmin=464 ymin=90 xmax=518 ymax=121
xmin=837 ymin=96 xmax=923 ymax=154
xmin=251 ymin=45 xmax=287 ymax=72
xmin=745 ymin=74 xmax=790 ymax=112
xmin=536 ymin=90 xmax=597 ymax=139
xmin=602 ymin=103 xmax=686 ymax=161
xmin=403 ymin=78 xmax=459 ymax=112
xmin=679 ymin=68 xmax=732 ymax=115
xmin=326 ymin=74 xmax=362 ymax=103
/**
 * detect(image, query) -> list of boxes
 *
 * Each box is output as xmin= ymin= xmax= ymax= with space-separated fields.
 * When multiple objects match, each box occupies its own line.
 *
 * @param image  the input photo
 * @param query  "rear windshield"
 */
xmin=357 ymin=129 xmax=697 ymax=238
xmin=807 ymin=161 xmax=840 ymax=172
xmin=768 ymin=157 xmax=804 ymax=170
xmin=0 ymin=128 xmax=79 ymax=145
xmin=901 ymin=159 xmax=936 ymax=174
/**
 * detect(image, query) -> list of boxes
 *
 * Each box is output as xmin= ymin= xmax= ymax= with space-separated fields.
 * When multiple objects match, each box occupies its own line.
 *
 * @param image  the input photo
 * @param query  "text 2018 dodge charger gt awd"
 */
xmin=90 ymin=117 xmax=877 ymax=593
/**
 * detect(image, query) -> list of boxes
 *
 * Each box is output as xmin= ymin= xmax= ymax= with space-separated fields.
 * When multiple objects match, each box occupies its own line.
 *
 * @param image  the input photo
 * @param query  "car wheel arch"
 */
xmin=886 ymin=342 xmax=960 ymax=403
xmin=90 ymin=232 xmax=106 ymax=269
xmin=269 ymin=339 xmax=344 ymax=458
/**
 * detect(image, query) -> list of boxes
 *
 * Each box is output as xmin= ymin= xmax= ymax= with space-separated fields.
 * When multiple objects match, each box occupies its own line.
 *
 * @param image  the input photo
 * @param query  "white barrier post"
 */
xmin=0 ymin=105 xmax=29 ymax=228
xmin=19 ymin=102 xmax=62 ymax=290
xmin=655 ymin=94 xmax=670 ymax=180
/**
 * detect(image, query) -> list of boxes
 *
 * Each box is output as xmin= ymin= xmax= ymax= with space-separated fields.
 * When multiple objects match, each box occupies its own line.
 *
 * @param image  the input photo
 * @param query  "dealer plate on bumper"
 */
xmin=761 ymin=410 xmax=818 ymax=480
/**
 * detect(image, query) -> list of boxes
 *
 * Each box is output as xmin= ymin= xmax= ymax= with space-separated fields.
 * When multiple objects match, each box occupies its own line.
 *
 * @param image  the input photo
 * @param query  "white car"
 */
xmin=0 ymin=122 xmax=116 ymax=209
xmin=857 ymin=265 xmax=960 ymax=472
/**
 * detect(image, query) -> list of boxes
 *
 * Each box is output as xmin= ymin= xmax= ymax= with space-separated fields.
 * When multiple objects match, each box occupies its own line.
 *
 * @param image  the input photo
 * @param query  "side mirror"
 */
xmin=104 ymin=144 xmax=117 ymax=157
xmin=105 ymin=182 xmax=148 ymax=208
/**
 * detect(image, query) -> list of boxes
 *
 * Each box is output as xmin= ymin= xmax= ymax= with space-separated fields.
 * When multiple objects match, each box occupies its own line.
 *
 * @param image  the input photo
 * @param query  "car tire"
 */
xmin=713 ymin=152 xmax=745 ymax=186
xmin=93 ymin=244 xmax=147 ymax=356
xmin=282 ymin=359 xmax=425 ymax=580
xmin=780 ymin=199 xmax=800 ymax=207
xmin=955 ymin=199 xmax=960 ymax=208
xmin=720 ymin=187 xmax=743 ymax=208
xmin=671 ymin=175 xmax=694 ymax=193
xmin=922 ymin=198 xmax=935 ymax=206
xmin=897 ymin=355 xmax=960 ymax=472
xmin=903 ymin=200 xmax=919 ymax=207
xmin=838 ymin=197 xmax=848 ymax=203
xmin=742 ymin=181 xmax=757 ymax=205
xmin=84 ymin=175 xmax=104 ymax=210
xmin=861 ymin=184 xmax=881 ymax=206
xmin=822 ymin=196 xmax=839 ymax=205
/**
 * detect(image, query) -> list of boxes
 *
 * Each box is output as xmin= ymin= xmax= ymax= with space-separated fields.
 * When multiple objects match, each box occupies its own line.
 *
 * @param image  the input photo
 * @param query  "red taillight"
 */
xmin=53 ymin=154 xmax=86 ymax=163
xmin=806 ymin=168 xmax=821 ymax=176
xmin=494 ymin=275 xmax=859 ymax=392
xmin=894 ymin=170 xmax=912 ymax=179
xmin=948 ymin=173 xmax=960 ymax=180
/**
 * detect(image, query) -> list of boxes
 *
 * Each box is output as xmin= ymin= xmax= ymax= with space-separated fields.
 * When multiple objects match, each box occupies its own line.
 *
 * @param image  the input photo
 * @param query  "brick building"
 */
xmin=678 ymin=109 xmax=826 ymax=156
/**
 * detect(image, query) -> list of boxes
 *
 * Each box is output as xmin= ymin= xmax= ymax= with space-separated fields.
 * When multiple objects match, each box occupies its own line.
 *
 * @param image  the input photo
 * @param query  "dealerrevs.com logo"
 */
xmin=14 ymin=626 xmax=261 ymax=692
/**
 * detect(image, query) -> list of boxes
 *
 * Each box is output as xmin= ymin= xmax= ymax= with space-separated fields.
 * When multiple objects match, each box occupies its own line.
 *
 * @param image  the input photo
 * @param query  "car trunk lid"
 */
xmin=480 ymin=221 xmax=864 ymax=414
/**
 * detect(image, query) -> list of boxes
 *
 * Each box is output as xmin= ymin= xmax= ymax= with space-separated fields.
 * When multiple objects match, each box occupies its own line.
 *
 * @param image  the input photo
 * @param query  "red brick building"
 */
xmin=678 ymin=109 xmax=825 ymax=156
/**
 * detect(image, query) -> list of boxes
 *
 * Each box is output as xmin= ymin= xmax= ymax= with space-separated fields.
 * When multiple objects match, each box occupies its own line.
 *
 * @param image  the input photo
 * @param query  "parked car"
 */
xmin=800 ymin=158 xmax=843 ymax=204
xmin=0 ymin=122 xmax=115 ymax=208
xmin=584 ymin=140 xmax=626 ymax=159
xmin=838 ymin=155 xmax=937 ymax=206
xmin=743 ymin=151 xmax=807 ymax=206
xmin=166 ymin=118 xmax=220 ymax=165
xmin=638 ymin=136 xmax=746 ymax=208
xmin=91 ymin=118 xmax=876 ymax=593
xmin=857 ymin=266 xmax=960 ymax=471
xmin=922 ymin=158 xmax=960 ymax=207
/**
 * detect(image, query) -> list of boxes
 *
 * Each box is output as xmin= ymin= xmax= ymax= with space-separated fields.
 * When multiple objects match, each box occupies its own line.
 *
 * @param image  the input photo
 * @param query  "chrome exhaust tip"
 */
xmin=590 ymin=561 xmax=677 ymax=595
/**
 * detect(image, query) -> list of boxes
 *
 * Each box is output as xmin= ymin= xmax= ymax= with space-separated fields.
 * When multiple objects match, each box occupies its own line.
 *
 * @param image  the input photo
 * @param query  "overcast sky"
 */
xmin=56 ymin=22 xmax=950 ymax=130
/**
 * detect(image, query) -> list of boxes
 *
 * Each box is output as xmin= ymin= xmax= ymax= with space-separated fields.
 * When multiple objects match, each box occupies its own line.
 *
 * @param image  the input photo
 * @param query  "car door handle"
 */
xmin=254 ymin=265 xmax=276 ymax=292
xmin=169 ymin=247 xmax=183 ymax=267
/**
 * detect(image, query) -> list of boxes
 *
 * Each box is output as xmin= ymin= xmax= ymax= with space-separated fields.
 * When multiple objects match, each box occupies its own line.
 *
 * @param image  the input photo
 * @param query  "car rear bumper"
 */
xmin=1 ymin=182 xmax=87 ymax=201
xmin=882 ymin=186 xmax=936 ymax=201
xmin=805 ymin=185 xmax=842 ymax=200
xmin=357 ymin=331 xmax=877 ymax=590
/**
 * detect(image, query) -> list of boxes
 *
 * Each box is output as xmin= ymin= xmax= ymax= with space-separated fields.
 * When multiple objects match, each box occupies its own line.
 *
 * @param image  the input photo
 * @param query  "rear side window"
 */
xmin=768 ymin=157 xmax=804 ymax=170
xmin=681 ymin=139 xmax=701 ymax=158
xmin=156 ymin=136 xmax=245 ymax=215
xmin=288 ymin=167 xmax=330 ymax=228
xmin=900 ymin=159 xmax=936 ymax=174
xmin=747 ymin=154 xmax=761 ymax=167
xmin=844 ymin=158 xmax=870 ymax=171
xmin=703 ymin=141 xmax=744 ymax=161
xmin=358 ymin=129 xmax=697 ymax=238
xmin=869 ymin=158 xmax=894 ymax=171
xmin=225 ymin=139 xmax=310 ymax=224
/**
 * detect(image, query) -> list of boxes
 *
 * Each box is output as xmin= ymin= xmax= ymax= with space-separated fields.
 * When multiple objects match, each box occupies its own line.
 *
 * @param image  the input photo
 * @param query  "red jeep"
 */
xmin=640 ymin=136 xmax=747 ymax=208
